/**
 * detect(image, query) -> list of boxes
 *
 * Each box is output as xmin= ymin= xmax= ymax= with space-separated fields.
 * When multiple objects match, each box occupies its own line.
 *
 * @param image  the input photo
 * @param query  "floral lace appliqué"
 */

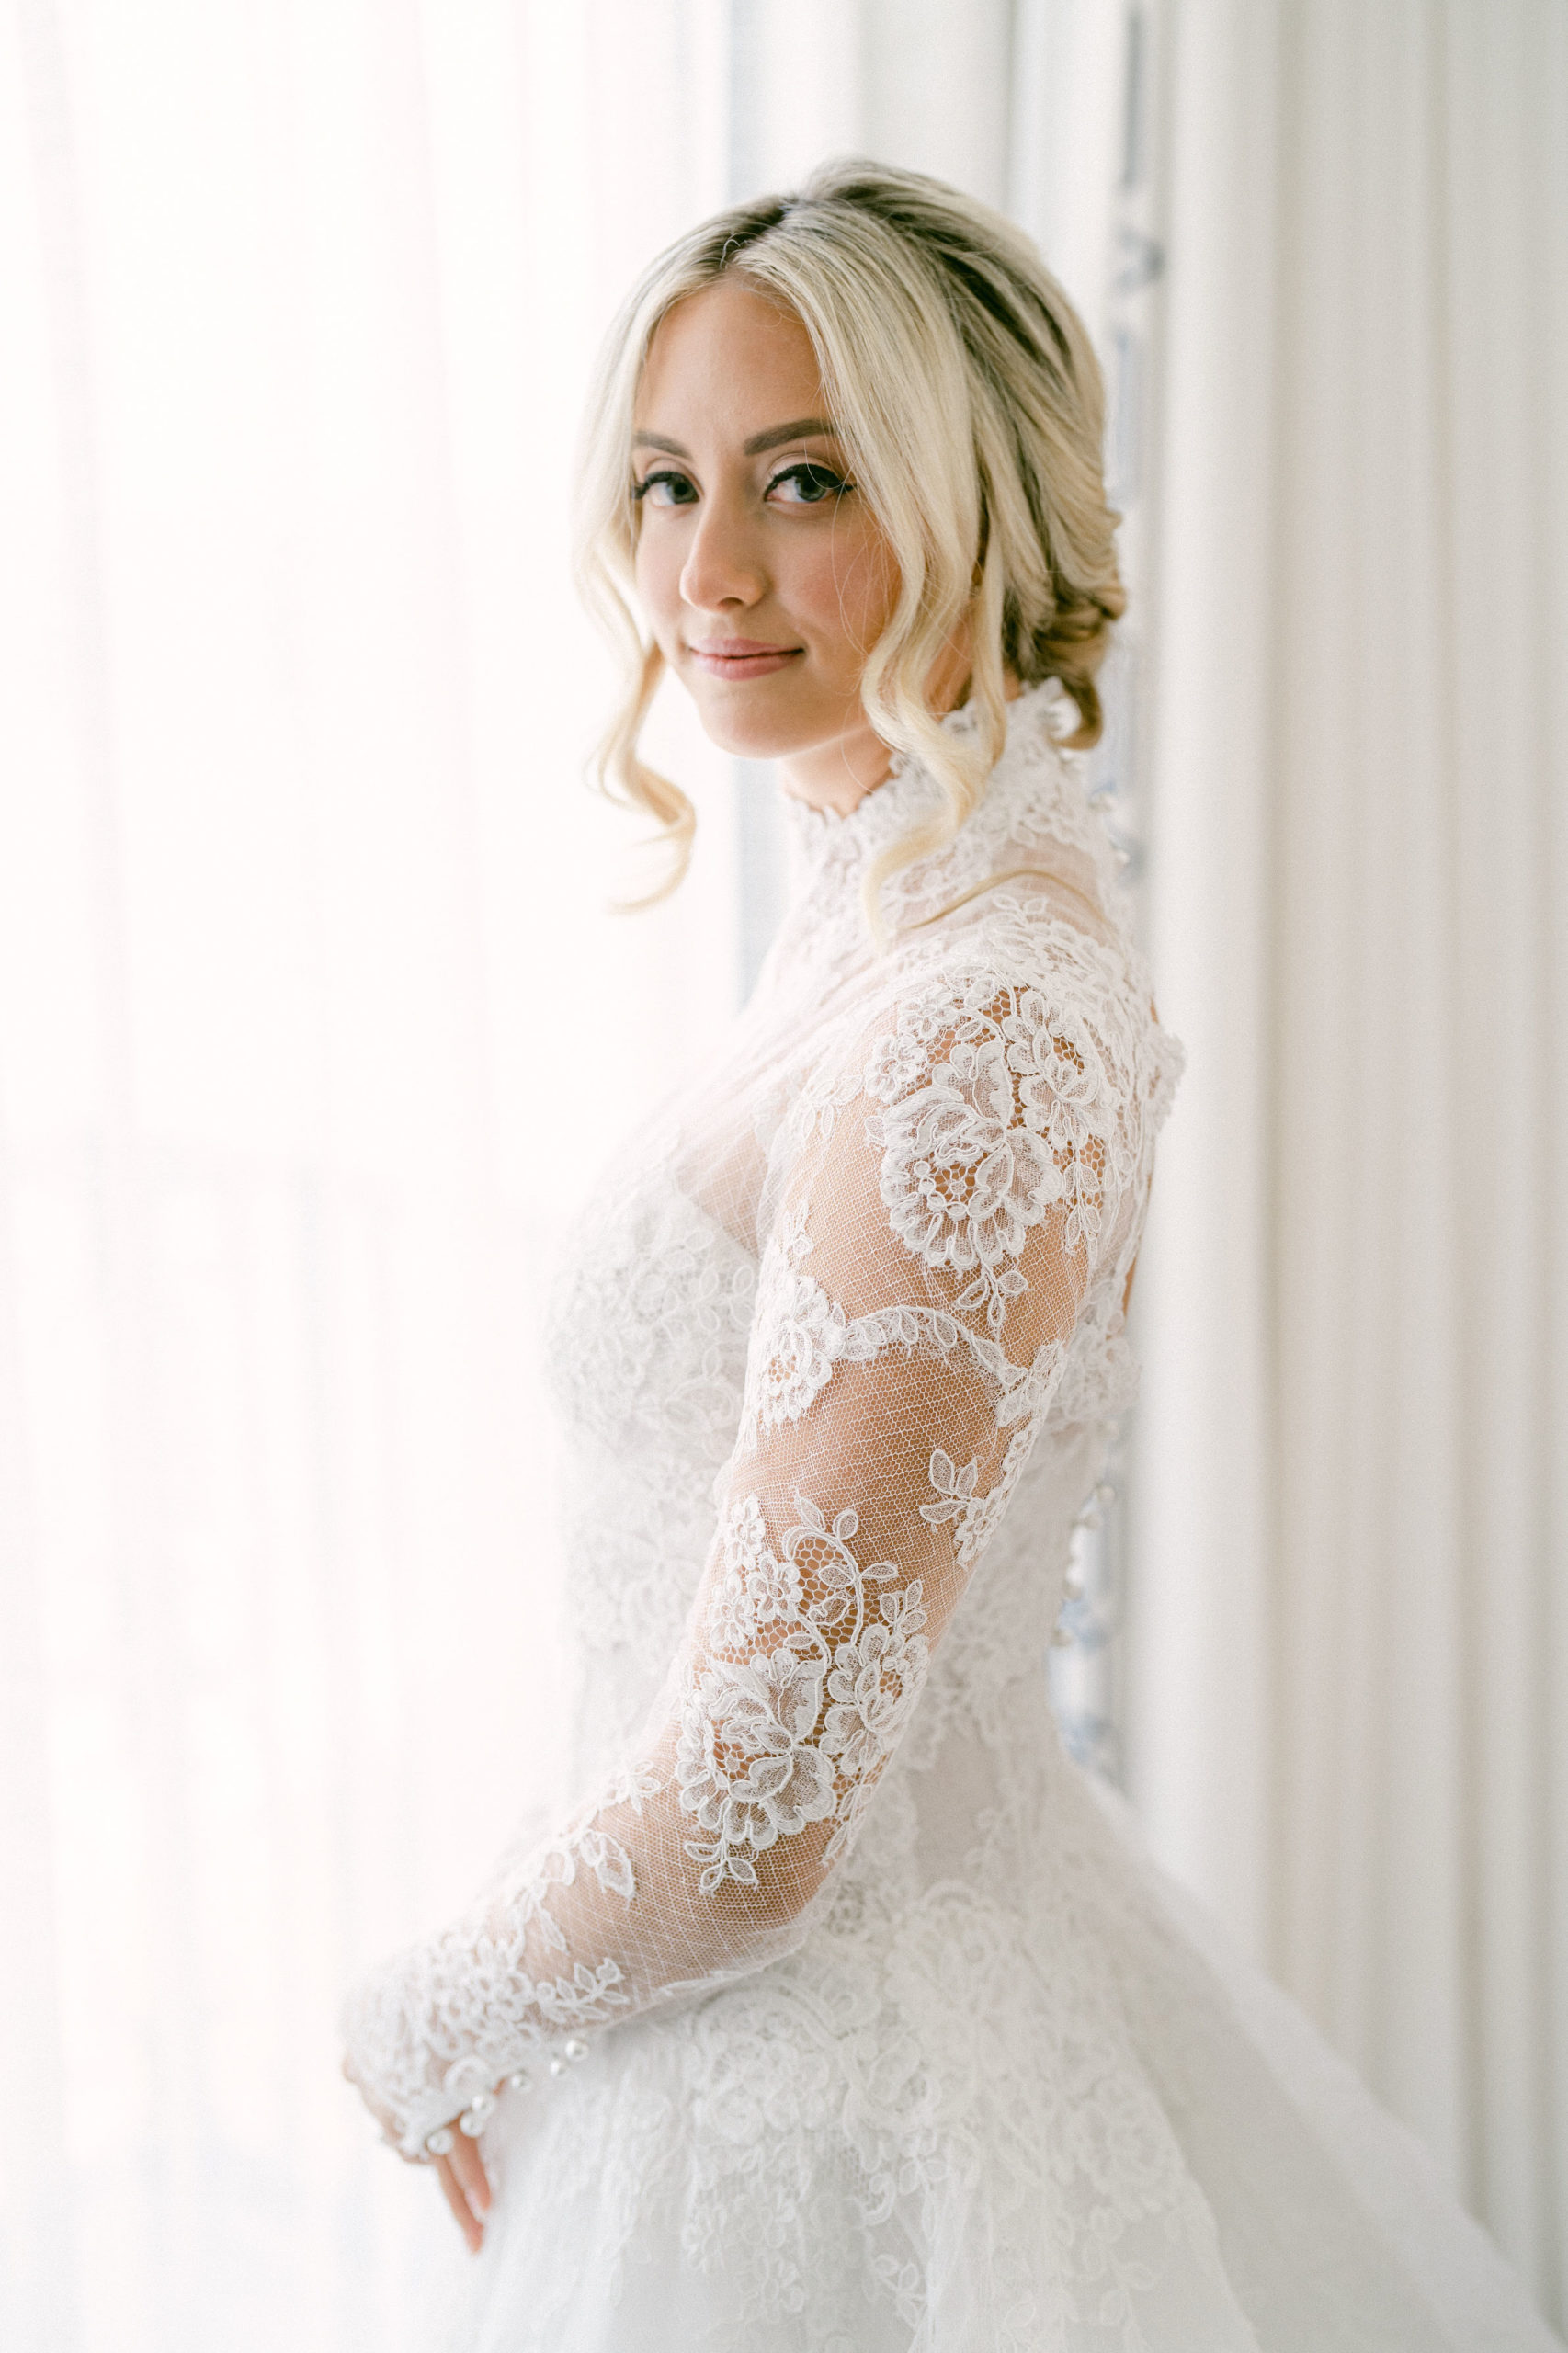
xmin=676 ymin=1491 xmax=931 ymax=1893
xmin=868 ymin=968 xmax=1126 ymax=1337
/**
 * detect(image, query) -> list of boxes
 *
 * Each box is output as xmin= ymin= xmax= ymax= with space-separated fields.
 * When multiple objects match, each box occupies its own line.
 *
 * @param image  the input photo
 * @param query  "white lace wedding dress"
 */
xmin=343 ymin=684 xmax=1559 ymax=2350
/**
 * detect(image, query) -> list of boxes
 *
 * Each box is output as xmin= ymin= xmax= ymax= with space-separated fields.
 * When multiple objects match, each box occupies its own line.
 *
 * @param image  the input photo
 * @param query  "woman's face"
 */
xmin=631 ymin=278 xmax=901 ymax=810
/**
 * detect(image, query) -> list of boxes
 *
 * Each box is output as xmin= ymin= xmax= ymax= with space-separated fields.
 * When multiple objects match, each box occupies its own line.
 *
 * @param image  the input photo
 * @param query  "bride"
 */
xmin=342 ymin=160 xmax=1558 ymax=2350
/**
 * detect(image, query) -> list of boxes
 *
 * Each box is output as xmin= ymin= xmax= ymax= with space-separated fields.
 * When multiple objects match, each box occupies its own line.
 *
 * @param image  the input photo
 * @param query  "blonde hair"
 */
xmin=574 ymin=158 xmax=1124 ymax=926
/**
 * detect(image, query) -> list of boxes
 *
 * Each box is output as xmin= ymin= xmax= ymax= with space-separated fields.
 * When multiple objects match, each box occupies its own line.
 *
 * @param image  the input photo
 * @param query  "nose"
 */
xmin=678 ymin=490 xmax=767 ymax=615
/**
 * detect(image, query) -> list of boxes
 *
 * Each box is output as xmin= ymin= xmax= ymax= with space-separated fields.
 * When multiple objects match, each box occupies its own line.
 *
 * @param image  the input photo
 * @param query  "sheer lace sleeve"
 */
xmin=342 ymin=951 xmax=1142 ymax=2158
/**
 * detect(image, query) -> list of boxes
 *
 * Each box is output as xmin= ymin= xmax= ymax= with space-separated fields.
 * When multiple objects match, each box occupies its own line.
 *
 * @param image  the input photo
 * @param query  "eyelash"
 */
xmin=631 ymin=461 xmax=854 ymax=506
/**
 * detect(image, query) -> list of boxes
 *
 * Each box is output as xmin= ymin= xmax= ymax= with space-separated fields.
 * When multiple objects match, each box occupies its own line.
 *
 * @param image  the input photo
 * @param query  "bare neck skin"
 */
xmin=778 ymin=634 xmax=1022 ymax=819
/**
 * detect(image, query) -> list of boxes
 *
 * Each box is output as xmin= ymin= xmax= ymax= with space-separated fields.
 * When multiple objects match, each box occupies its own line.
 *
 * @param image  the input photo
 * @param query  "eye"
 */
xmin=632 ymin=468 xmax=699 ymax=507
xmin=767 ymin=461 xmax=853 ymax=506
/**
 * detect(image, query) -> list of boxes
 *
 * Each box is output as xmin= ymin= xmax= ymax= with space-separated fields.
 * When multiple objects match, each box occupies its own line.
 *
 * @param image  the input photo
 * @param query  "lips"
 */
xmin=687 ymin=638 xmax=803 ymax=680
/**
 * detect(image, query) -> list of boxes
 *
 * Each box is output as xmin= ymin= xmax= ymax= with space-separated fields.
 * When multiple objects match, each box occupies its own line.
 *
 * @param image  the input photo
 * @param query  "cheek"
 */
xmin=633 ymin=529 xmax=680 ymax=637
xmin=800 ymin=521 xmax=897 ymax=662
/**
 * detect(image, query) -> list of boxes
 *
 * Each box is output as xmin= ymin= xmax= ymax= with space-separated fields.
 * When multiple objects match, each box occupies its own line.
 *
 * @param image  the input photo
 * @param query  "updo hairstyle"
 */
xmin=574 ymin=158 xmax=1124 ymax=921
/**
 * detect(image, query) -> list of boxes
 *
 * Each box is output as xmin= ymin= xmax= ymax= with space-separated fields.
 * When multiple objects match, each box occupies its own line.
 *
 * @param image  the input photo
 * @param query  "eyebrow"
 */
xmin=631 ymin=416 xmax=842 ymax=460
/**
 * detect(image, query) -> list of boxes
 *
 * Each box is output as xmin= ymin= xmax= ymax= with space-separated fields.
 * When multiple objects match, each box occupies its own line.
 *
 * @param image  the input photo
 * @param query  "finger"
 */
xmin=435 ymin=2155 xmax=483 ymax=2253
xmin=436 ymin=2155 xmax=483 ymax=2252
xmin=449 ymin=2124 xmax=492 ymax=2215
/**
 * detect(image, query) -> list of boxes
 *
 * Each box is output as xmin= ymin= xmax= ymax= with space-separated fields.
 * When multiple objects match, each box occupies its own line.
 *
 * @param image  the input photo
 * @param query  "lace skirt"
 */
xmin=426 ymin=1769 xmax=1559 ymax=2352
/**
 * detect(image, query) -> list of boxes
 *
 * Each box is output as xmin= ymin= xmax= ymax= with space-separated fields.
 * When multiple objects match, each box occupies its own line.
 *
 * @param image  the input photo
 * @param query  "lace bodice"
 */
xmin=342 ymin=683 xmax=1183 ymax=2161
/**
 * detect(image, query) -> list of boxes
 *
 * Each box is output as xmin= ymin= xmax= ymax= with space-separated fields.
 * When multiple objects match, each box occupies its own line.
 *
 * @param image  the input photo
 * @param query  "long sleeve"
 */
xmin=342 ymin=948 xmax=1142 ymax=2158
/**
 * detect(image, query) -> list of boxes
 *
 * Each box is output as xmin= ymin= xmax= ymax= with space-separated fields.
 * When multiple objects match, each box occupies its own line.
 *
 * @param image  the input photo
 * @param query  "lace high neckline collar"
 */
xmin=780 ymin=678 xmax=1076 ymax=881
xmin=752 ymin=678 xmax=1124 ymax=1011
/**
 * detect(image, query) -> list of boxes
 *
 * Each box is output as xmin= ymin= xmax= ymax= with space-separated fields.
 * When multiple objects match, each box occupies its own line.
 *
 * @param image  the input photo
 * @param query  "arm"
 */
xmin=342 ymin=960 xmax=1131 ymax=2160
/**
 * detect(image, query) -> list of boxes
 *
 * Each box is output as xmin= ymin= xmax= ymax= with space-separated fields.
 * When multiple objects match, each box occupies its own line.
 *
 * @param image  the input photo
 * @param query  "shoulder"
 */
xmin=785 ymin=895 xmax=1182 ymax=1175
xmin=869 ymin=895 xmax=1173 ymax=1112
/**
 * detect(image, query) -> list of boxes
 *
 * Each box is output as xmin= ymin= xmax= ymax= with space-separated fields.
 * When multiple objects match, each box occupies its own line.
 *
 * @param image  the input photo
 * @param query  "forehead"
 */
xmin=634 ymin=278 xmax=826 ymax=438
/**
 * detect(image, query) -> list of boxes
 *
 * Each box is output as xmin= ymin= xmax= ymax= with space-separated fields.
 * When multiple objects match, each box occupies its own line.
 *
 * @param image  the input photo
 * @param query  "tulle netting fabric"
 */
xmin=343 ymin=685 xmax=1560 ymax=2351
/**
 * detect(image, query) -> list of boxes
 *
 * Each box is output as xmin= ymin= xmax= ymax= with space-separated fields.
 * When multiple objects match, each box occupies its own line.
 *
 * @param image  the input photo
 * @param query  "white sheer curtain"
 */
xmin=1124 ymin=0 xmax=1568 ymax=2327
xmin=0 ymin=4 xmax=742 ymax=2343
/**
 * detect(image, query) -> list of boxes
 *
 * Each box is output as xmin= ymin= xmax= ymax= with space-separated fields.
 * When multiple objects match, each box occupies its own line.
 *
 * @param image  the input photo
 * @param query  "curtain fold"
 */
xmin=1125 ymin=0 xmax=1568 ymax=2321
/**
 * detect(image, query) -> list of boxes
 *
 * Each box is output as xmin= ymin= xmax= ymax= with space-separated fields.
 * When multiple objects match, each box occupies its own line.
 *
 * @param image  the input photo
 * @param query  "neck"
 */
xmin=778 ymin=710 xmax=896 ymax=818
xmin=778 ymin=665 xmax=1026 ymax=819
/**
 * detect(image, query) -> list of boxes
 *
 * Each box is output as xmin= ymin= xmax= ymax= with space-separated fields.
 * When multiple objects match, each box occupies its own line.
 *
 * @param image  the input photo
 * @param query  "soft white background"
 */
xmin=1 ymin=1 xmax=1564 ymax=2344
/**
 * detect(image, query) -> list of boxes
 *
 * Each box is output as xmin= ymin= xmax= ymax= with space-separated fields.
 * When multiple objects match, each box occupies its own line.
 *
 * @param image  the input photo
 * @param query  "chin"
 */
xmin=686 ymin=680 xmax=824 ymax=765
xmin=695 ymin=716 xmax=797 ymax=761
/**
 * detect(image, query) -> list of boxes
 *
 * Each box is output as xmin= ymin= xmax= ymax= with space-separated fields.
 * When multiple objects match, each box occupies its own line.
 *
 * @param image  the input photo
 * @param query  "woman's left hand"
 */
xmin=341 ymin=2052 xmax=494 ymax=2250
xmin=432 ymin=2126 xmax=493 ymax=2253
